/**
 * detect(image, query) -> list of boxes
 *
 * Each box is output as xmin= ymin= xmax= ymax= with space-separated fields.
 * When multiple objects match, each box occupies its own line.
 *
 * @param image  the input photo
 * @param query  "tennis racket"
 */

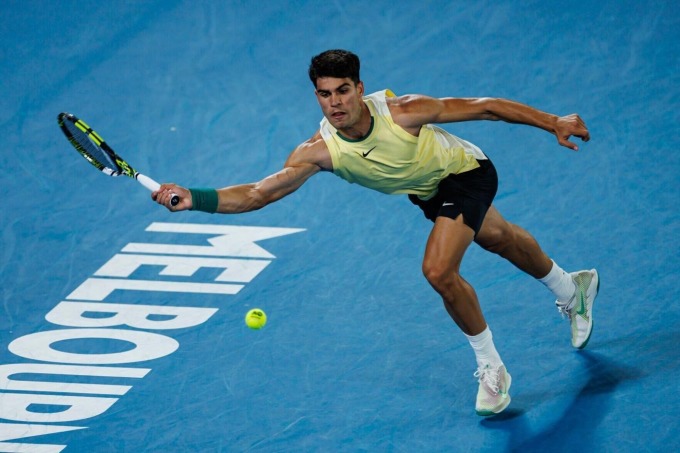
xmin=57 ymin=112 xmax=179 ymax=206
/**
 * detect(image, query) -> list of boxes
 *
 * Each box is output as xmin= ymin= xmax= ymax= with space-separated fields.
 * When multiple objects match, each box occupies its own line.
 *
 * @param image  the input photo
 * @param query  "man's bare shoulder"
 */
xmin=388 ymin=93 xmax=452 ymax=117
xmin=285 ymin=131 xmax=333 ymax=171
xmin=385 ymin=94 xmax=435 ymax=133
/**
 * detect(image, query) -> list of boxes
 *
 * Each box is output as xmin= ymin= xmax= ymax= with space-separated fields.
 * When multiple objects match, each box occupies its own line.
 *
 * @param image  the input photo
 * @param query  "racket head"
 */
xmin=57 ymin=112 xmax=136 ymax=178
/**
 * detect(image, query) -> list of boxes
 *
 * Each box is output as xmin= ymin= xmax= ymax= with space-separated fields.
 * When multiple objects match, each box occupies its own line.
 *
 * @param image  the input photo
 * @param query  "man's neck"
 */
xmin=337 ymin=103 xmax=372 ymax=140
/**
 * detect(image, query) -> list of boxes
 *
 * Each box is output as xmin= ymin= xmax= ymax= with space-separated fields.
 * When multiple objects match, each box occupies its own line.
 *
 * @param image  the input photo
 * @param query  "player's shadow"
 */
xmin=478 ymin=327 xmax=680 ymax=451
xmin=480 ymin=349 xmax=644 ymax=452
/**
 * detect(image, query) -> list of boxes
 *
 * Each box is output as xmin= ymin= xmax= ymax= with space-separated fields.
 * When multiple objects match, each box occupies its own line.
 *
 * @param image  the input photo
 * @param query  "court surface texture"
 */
xmin=1 ymin=1 xmax=678 ymax=452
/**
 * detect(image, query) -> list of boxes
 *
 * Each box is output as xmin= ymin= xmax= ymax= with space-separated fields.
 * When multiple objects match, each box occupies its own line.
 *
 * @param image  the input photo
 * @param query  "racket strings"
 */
xmin=62 ymin=120 xmax=120 ymax=174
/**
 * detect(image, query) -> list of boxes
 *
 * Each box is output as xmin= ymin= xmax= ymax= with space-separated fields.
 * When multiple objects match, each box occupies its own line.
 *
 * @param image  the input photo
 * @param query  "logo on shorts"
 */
xmin=442 ymin=202 xmax=455 ymax=207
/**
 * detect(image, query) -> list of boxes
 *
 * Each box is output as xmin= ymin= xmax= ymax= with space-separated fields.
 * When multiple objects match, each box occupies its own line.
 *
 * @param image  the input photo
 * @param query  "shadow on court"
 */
xmin=480 ymin=346 xmax=661 ymax=452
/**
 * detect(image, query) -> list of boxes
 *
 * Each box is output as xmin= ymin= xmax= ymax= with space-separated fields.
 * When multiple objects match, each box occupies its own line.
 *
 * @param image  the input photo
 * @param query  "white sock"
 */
xmin=465 ymin=326 xmax=503 ymax=368
xmin=539 ymin=260 xmax=576 ymax=303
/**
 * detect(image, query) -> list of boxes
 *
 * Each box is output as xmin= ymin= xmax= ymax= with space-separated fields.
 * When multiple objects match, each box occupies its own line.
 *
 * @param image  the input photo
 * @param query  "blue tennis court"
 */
xmin=1 ymin=1 xmax=678 ymax=451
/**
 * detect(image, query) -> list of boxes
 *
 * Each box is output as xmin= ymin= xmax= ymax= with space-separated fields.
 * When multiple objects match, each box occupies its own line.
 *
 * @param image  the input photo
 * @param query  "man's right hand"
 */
xmin=152 ymin=184 xmax=193 ymax=211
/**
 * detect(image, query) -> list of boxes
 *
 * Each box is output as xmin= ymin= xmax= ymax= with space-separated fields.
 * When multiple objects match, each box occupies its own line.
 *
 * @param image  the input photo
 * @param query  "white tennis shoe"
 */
xmin=474 ymin=364 xmax=512 ymax=416
xmin=556 ymin=269 xmax=599 ymax=349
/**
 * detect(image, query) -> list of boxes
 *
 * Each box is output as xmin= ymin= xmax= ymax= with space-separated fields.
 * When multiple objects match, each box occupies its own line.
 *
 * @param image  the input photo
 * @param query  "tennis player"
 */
xmin=153 ymin=49 xmax=599 ymax=416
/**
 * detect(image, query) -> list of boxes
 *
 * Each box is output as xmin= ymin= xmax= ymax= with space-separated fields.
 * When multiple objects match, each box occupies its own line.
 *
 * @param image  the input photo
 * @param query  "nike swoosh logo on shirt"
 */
xmin=362 ymin=146 xmax=376 ymax=157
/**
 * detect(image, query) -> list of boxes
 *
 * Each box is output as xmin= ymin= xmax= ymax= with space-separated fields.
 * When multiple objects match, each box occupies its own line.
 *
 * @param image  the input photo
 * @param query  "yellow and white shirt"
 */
xmin=319 ymin=89 xmax=487 ymax=199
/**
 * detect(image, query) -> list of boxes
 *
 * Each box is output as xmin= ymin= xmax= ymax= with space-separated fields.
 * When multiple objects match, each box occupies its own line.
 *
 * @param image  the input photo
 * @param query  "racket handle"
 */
xmin=137 ymin=173 xmax=179 ymax=206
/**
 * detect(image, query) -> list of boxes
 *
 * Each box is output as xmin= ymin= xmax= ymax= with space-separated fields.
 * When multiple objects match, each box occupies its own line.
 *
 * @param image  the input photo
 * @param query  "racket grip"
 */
xmin=137 ymin=173 xmax=179 ymax=206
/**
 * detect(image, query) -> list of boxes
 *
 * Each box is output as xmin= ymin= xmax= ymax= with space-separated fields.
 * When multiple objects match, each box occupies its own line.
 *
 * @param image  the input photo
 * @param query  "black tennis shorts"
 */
xmin=408 ymin=159 xmax=498 ymax=236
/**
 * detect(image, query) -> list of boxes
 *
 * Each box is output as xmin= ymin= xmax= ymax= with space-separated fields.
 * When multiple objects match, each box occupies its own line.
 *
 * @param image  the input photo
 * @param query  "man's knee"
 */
xmin=422 ymin=259 xmax=463 ymax=293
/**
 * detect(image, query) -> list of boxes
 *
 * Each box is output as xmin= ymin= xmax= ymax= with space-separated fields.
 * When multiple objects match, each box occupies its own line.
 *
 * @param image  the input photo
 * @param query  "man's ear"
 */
xmin=356 ymin=81 xmax=364 ymax=96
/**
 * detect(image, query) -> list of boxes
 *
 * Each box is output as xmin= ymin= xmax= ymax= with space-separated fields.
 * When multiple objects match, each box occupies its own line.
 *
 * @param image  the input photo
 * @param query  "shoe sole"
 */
xmin=575 ymin=269 xmax=600 ymax=350
xmin=476 ymin=373 xmax=512 ymax=416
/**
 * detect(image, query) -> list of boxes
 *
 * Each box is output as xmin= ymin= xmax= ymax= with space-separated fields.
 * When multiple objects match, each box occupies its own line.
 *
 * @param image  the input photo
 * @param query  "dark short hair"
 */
xmin=308 ymin=49 xmax=361 ymax=87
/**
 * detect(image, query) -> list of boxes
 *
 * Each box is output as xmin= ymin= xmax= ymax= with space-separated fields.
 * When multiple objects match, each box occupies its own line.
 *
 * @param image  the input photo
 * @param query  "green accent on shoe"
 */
xmin=575 ymin=291 xmax=587 ymax=317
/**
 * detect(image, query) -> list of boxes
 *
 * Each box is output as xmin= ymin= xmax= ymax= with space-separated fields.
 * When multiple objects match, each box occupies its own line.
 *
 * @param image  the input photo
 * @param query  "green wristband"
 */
xmin=189 ymin=188 xmax=219 ymax=213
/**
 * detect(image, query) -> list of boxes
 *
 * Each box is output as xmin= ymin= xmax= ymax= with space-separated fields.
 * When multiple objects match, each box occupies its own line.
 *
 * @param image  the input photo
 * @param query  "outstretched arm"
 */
xmin=152 ymin=135 xmax=329 ymax=213
xmin=391 ymin=95 xmax=590 ymax=150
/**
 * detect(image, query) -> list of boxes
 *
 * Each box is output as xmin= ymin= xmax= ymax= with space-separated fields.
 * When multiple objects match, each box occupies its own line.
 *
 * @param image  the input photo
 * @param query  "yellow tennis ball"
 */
xmin=245 ymin=308 xmax=267 ymax=329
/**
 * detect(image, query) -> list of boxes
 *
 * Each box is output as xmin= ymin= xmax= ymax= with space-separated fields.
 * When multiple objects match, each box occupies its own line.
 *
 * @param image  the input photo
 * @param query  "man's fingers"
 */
xmin=153 ymin=185 xmax=176 ymax=207
xmin=559 ymin=136 xmax=579 ymax=151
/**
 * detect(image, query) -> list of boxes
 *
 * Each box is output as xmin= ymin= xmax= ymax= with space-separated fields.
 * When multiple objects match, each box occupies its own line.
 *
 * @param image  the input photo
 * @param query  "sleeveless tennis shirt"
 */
xmin=319 ymin=89 xmax=487 ymax=199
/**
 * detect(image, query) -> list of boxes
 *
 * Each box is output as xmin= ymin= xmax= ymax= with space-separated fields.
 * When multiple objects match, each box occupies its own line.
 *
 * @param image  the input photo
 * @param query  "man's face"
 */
xmin=314 ymin=77 xmax=365 ymax=131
